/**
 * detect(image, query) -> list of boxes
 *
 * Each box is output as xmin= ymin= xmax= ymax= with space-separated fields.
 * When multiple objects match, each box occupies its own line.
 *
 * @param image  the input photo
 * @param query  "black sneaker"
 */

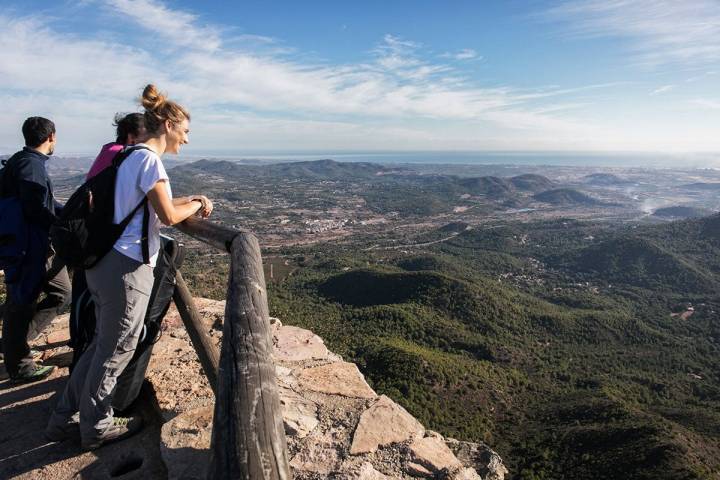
xmin=81 ymin=416 xmax=144 ymax=450
xmin=45 ymin=419 xmax=80 ymax=442
xmin=10 ymin=364 xmax=56 ymax=384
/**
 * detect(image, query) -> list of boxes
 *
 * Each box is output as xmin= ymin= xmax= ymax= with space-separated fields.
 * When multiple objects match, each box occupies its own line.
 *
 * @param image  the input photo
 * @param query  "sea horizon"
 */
xmin=167 ymin=149 xmax=720 ymax=169
xmin=4 ymin=149 xmax=719 ymax=169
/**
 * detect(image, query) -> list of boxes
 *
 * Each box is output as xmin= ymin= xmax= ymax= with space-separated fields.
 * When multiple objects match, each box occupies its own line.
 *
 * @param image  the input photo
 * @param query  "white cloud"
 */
xmin=104 ymin=0 xmax=222 ymax=51
xmin=650 ymin=85 xmax=674 ymax=95
xmin=2 ymin=1 xmax=713 ymax=153
xmin=456 ymin=49 xmax=478 ymax=60
xmin=545 ymin=0 xmax=720 ymax=68
xmin=0 ymin=14 xmax=158 ymax=96
xmin=441 ymin=49 xmax=480 ymax=61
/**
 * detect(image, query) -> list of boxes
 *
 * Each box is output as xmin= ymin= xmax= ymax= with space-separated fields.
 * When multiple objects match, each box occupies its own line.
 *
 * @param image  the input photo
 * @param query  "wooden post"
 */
xmin=172 ymin=271 xmax=220 ymax=393
xmin=173 ymin=218 xmax=291 ymax=479
xmin=207 ymin=233 xmax=291 ymax=479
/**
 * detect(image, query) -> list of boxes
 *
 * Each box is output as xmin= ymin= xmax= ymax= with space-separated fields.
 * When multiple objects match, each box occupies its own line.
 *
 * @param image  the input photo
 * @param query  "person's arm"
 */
xmin=18 ymin=181 xmax=56 ymax=229
xmin=146 ymin=180 xmax=210 ymax=225
xmin=173 ymin=195 xmax=213 ymax=213
xmin=15 ymin=158 xmax=57 ymax=229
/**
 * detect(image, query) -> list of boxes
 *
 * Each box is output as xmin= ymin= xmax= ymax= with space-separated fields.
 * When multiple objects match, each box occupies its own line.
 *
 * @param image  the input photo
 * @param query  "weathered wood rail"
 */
xmin=172 ymin=216 xmax=292 ymax=480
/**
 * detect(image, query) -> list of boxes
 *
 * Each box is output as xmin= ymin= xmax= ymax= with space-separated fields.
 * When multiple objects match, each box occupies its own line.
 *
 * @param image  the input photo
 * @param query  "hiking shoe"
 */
xmin=10 ymin=364 xmax=56 ymax=384
xmin=44 ymin=419 xmax=80 ymax=442
xmin=30 ymin=349 xmax=42 ymax=360
xmin=81 ymin=416 xmax=143 ymax=451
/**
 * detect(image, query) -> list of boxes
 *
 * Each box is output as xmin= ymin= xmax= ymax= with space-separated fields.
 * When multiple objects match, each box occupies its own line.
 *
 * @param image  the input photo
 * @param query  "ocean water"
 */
xmin=177 ymin=150 xmax=720 ymax=168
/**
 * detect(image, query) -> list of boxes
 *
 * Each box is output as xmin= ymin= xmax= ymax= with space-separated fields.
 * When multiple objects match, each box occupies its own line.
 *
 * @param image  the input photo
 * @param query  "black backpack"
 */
xmin=50 ymin=145 xmax=151 ymax=269
xmin=69 ymin=235 xmax=185 ymax=410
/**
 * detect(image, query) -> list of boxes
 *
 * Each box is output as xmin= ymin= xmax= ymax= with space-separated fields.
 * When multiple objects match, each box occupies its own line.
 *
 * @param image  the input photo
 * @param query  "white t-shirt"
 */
xmin=112 ymin=145 xmax=171 ymax=267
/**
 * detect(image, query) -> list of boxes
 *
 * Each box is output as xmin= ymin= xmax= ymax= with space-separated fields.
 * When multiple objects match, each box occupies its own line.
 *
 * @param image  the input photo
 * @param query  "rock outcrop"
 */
xmin=151 ymin=298 xmax=508 ymax=479
xmin=0 ymin=297 xmax=507 ymax=479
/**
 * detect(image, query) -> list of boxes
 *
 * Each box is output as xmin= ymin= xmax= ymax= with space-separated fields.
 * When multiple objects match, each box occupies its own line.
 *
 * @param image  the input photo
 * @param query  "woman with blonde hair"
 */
xmin=46 ymin=85 xmax=212 ymax=450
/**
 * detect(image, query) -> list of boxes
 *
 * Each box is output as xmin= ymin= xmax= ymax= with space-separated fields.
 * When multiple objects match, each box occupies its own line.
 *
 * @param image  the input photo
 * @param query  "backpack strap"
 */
xmin=141 ymin=201 xmax=150 ymax=264
xmin=112 ymin=144 xmax=151 ymax=168
xmin=115 ymin=145 xmax=153 ymax=265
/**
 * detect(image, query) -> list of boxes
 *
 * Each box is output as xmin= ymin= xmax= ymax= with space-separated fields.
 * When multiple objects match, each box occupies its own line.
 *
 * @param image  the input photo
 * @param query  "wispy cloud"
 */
xmin=0 ymin=14 xmax=158 ymax=96
xmin=545 ymin=0 xmax=720 ymax=68
xmin=91 ymin=8 xmax=592 ymax=126
xmin=686 ymin=71 xmax=717 ymax=83
xmin=0 ymin=1 xmax=684 ymax=152
xmin=650 ymin=85 xmax=674 ymax=95
xmin=440 ymin=49 xmax=480 ymax=61
xmin=105 ymin=0 xmax=222 ymax=51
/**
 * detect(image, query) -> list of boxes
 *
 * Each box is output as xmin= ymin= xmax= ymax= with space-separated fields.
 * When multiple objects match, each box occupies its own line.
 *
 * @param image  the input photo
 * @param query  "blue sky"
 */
xmin=0 ymin=0 xmax=718 ymax=155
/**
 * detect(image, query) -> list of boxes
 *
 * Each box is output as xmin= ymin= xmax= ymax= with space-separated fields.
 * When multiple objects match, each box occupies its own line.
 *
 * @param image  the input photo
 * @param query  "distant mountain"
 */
xmin=172 ymin=158 xmax=399 ymax=181
xmin=583 ymin=173 xmax=632 ymax=186
xmin=456 ymin=176 xmax=515 ymax=198
xmin=171 ymin=160 xmax=556 ymax=206
xmin=509 ymin=173 xmax=554 ymax=192
xmin=263 ymin=159 xmax=395 ymax=180
xmin=652 ymin=206 xmax=712 ymax=219
xmin=533 ymin=188 xmax=602 ymax=206
xmin=447 ymin=174 xmax=554 ymax=199
xmin=181 ymin=159 xmax=240 ymax=175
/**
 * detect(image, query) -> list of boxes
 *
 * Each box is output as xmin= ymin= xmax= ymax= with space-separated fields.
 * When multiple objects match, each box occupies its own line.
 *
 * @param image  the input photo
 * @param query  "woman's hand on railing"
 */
xmin=189 ymin=195 xmax=213 ymax=218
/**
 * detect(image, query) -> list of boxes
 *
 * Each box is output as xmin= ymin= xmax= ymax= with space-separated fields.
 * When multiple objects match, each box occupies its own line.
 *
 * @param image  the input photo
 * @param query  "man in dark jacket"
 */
xmin=2 ymin=117 xmax=70 ymax=382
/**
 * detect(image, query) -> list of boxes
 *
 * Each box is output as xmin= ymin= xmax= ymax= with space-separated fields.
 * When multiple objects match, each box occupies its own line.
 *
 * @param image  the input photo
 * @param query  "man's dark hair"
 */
xmin=114 ymin=112 xmax=145 ymax=144
xmin=22 ymin=116 xmax=56 ymax=148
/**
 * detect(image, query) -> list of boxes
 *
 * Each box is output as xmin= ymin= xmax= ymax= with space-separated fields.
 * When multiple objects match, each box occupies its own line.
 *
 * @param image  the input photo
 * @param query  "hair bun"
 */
xmin=138 ymin=84 xmax=190 ymax=134
xmin=141 ymin=84 xmax=166 ymax=112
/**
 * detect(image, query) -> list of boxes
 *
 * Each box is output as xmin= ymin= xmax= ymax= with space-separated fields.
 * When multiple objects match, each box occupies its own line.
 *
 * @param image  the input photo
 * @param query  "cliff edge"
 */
xmin=153 ymin=298 xmax=507 ymax=479
xmin=0 ymin=298 xmax=507 ymax=479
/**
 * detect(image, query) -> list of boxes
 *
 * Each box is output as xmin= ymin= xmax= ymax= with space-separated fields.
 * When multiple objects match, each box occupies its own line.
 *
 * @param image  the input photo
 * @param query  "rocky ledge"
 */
xmin=153 ymin=298 xmax=508 ymax=480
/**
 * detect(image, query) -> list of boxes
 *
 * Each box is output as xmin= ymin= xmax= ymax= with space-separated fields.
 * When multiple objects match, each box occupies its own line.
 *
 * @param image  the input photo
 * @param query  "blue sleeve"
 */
xmin=18 ymin=181 xmax=55 ymax=230
xmin=14 ymin=156 xmax=47 ymax=185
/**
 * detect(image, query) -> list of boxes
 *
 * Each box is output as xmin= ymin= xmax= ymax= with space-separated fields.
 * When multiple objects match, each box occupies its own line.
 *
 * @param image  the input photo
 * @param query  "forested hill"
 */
xmin=653 ymin=206 xmax=712 ymax=219
xmin=172 ymin=158 xmax=400 ymax=180
xmin=209 ymin=212 xmax=720 ymax=480
xmin=532 ymin=188 xmax=603 ymax=206
xmin=174 ymin=158 xmax=554 ymax=186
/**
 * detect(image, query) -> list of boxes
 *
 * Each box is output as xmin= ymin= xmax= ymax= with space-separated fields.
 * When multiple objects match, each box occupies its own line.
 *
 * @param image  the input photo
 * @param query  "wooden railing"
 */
xmin=172 ymin=216 xmax=292 ymax=480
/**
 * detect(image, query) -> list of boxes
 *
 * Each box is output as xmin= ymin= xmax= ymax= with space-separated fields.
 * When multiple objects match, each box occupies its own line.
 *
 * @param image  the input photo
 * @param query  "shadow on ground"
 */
xmin=0 ymin=319 xmax=168 ymax=479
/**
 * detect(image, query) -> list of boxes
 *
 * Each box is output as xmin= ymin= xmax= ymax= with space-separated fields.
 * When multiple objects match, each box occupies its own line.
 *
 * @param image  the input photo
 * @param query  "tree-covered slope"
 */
xmin=184 ymin=214 xmax=720 ymax=479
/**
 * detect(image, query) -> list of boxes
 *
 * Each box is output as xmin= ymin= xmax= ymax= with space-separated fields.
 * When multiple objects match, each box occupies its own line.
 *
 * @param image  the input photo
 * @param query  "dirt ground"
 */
xmin=0 ymin=315 xmax=167 ymax=480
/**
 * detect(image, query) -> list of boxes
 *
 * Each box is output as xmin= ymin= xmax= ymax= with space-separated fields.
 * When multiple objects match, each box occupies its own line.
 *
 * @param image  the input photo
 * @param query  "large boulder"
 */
xmin=153 ymin=298 xmax=507 ymax=479
xmin=350 ymin=395 xmax=424 ymax=454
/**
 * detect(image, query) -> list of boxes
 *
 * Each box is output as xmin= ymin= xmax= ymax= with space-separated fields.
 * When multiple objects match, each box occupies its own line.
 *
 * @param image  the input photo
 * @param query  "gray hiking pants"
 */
xmin=48 ymin=249 xmax=153 ymax=442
